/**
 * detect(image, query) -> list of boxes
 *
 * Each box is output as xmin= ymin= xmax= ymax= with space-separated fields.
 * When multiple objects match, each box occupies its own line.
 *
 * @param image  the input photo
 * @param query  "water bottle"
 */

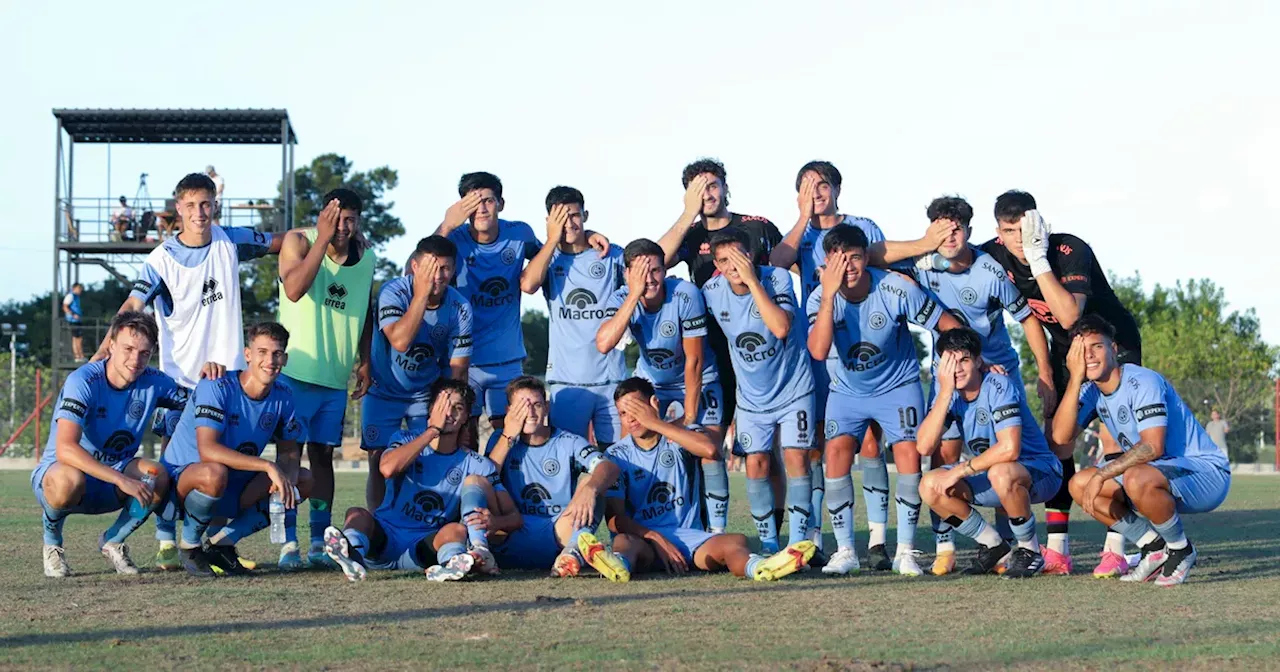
xmin=914 ymin=253 xmax=950 ymax=272
xmin=130 ymin=464 xmax=158 ymax=517
xmin=269 ymin=491 xmax=286 ymax=544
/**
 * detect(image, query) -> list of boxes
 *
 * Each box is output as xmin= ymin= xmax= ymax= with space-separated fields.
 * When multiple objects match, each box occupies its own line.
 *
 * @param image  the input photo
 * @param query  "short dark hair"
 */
xmin=936 ymin=327 xmax=983 ymax=358
xmin=174 ymin=173 xmax=217 ymax=200
xmin=71 ymin=282 xmax=83 ymax=290
xmin=708 ymin=228 xmax=750 ymax=254
xmin=411 ymin=235 xmax=457 ymax=265
xmin=109 ymin=310 xmax=158 ymax=347
xmin=927 ymin=196 xmax=974 ymax=227
xmin=681 ymin=158 xmax=727 ymax=189
xmin=545 ymin=186 xmax=585 ymax=213
xmin=614 ymin=376 xmax=656 ymax=402
xmin=821 ymin=224 xmax=870 ymax=255
xmin=118 ymin=196 xmax=128 ymax=204
xmin=429 ymin=377 xmax=474 ymax=411
xmin=1069 ymin=314 xmax=1116 ymax=341
xmin=458 ymin=172 xmax=503 ymax=199
xmin=321 ymin=188 xmax=363 ymax=213
xmin=994 ymin=190 xmax=1037 ymax=222
xmin=623 ymin=238 xmax=664 ymax=268
xmin=245 ymin=321 xmax=290 ymax=349
xmin=795 ymin=161 xmax=842 ymax=191
xmin=505 ymin=375 xmax=547 ymax=403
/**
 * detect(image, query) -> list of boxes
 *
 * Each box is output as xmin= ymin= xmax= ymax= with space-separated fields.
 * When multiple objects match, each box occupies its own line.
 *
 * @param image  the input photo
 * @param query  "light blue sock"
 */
xmin=895 ymin=473 xmax=922 ymax=549
xmin=41 ymin=505 xmax=69 ymax=546
xmin=809 ymin=466 xmax=824 ymax=534
xmin=214 ymin=500 xmax=270 ymax=545
xmin=460 ymin=483 xmax=489 ymax=548
xmin=1111 ymin=510 xmax=1157 ymax=545
xmin=702 ymin=459 xmax=730 ymax=532
xmin=1152 ymin=513 xmax=1188 ymax=550
xmin=746 ymin=476 xmax=778 ymax=553
xmin=103 ymin=502 xmax=154 ymax=545
xmin=786 ymin=475 xmax=812 ymax=545
xmin=994 ymin=511 xmax=1015 ymax=543
xmin=154 ymin=505 xmax=177 ymax=543
xmin=744 ymin=553 xmax=764 ymax=578
xmin=931 ymin=509 xmax=953 ymax=548
xmin=181 ymin=490 xmax=220 ymax=548
xmin=437 ymin=540 xmax=467 ymax=564
xmin=954 ymin=509 xmax=1001 ymax=547
xmin=1009 ymin=514 xmax=1039 ymax=551
xmin=825 ymin=475 xmax=856 ymax=551
xmin=309 ymin=499 xmax=331 ymax=546
xmin=567 ymin=527 xmax=588 ymax=555
xmin=342 ymin=528 xmax=369 ymax=556
xmin=861 ymin=456 xmax=890 ymax=527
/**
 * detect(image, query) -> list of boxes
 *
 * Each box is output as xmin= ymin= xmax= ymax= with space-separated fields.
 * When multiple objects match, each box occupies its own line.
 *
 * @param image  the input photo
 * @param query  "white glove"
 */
xmin=1020 ymin=209 xmax=1052 ymax=277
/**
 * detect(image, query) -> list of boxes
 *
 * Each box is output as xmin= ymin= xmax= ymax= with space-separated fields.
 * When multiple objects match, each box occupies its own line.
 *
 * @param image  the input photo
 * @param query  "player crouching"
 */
xmin=324 ymin=379 xmax=520 ymax=581
xmin=601 ymin=378 xmax=815 ymax=580
xmin=917 ymin=328 xmax=1063 ymax=578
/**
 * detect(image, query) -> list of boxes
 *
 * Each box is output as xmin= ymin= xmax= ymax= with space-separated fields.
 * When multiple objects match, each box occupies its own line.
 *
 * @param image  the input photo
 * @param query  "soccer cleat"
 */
xmin=278 ymin=542 xmax=305 ymax=572
xmin=1001 ymin=548 xmax=1045 ymax=579
xmin=236 ymin=554 xmax=259 ymax=570
xmin=425 ymin=553 xmax=475 ymax=582
xmin=99 ymin=533 xmax=139 ymax=575
xmin=43 ymin=545 xmax=71 ymax=578
xmin=550 ymin=550 xmax=583 ymax=578
xmin=179 ymin=546 xmax=216 ymax=578
xmin=308 ymin=541 xmax=338 ymax=569
xmin=323 ymin=526 xmax=366 ymax=582
xmin=754 ymin=540 xmax=817 ymax=581
xmin=204 ymin=542 xmax=250 ymax=576
xmin=964 ymin=541 xmax=1012 ymax=575
xmin=821 ymin=548 xmax=861 ymax=575
xmin=154 ymin=541 xmax=180 ymax=571
xmin=576 ymin=532 xmax=630 ymax=583
xmin=892 ymin=549 xmax=925 ymax=577
xmin=1040 ymin=547 xmax=1073 ymax=575
xmin=994 ymin=546 xmax=1015 ymax=575
xmin=931 ymin=550 xmax=956 ymax=576
xmin=1092 ymin=551 xmax=1131 ymax=579
xmin=866 ymin=544 xmax=892 ymax=571
xmin=1120 ymin=546 xmax=1169 ymax=583
xmin=469 ymin=545 xmax=500 ymax=576
xmin=1154 ymin=544 xmax=1197 ymax=587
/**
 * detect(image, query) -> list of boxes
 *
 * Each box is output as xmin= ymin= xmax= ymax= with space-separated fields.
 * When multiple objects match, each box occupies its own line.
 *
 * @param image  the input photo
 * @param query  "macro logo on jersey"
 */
xmin=946 ymin=308 xmax=971 ymax=328
xmin=561 ymin=289 xmax=609 ymax=320
xmin=648 ymin=348 xmax=677 ymax=369
xmin=235 ymin=442 xmax=259 ymax=456
xmin=967 ymin=438 xmax=990 ymax=455
xmin=844 ymin=342 xmax=886 ymax=372
xmin=734 ymin=332 xmax=779 ymax=363
xmin=100 ymin=430 xmax=135 ymax=460
xmin=474 ymin=278 xmax=514 ymax=308
xmin=403 ymin=490 xmax=445 ymax=523
xmin=639 ymin=481 xmax=685 ymax=521
xmin=201 ymin=278 xmax=223 ymax=307
xmin=398 ymin=343 xmax=436 ymax=372
xmin=325 ymin=282 xmax=348 ymax=310
xmin=519 ymin=483 xmax=561 ymax=516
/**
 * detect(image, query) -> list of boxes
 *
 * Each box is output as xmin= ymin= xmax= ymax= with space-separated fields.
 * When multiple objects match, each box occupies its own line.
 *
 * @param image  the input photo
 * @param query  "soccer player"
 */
xmin=93 ymin=172 xmax=283 ymax=570
xmin=33 ymin=312 xmax=187 ymax=577
xmin=323 ymin=379 xmax=519 ymax=581
xmin=910 ymin=196 xmax=1054 ymax=575
xmin=917 ymin=328 xmax=1063 ymax=578
xmin=277 ymin=189 xmax=376 ymax=567
xmin=604 ymin=378 xmax=816 ymax=580
xmin=484 ymin=376 xmax=629 ymax=580
xmin=807 ymin=225 xmax=961 ymax=576
xmin=363 ymin=235 xmax=472 ymax=510
xmin=596 ymin=239 xmax=728 ymax=533
xmin=979 ymin=190 xmax=1143 ymax=576
xmin=435 ymin=172 xmax=608 ymax=439
xmin=160 ymin=323 xmax=312 ymax=576
xmin=520 ymin=186 xmax=626 ymax=446
xmin=703 ymin=229 xmax=815 ymax=554
xmin=62 ymin=282 xmax=85 ymax=362
xmin=1052 ymin=316 xmax=1230 ymax=586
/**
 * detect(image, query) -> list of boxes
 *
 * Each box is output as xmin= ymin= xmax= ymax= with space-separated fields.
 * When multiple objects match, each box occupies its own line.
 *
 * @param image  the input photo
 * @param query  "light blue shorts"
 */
xmin=492 ymin=514 xmax=562 ymax=569
xmin=655 ymin=382 xmax=724 ymax=428
xmin=946 ymin=459 xmax=1063 ymax=508
xmin=824 ymin=382 xmax=925 ymax=446
xmin=32 ymin=458 xmax=131 ymax=516
xmin=548 ymin=383 xmax=621 ymax=445
xmin=280 ymin=374 xmax=347 ymax=446
xmin=367 ymin=516 xmax=436 ymax=571
xmin=734 ymin=394 xmax=816 ymax=456
xmin=469 ymin=361 xmax=524 ymax=418
xmin=361 ymin=394 xmax=428 ymax=451
xmin=1116 ymin=456 xmax=1231 ymax=514
xmin=647 ymin=525 xmax=716 ymax=566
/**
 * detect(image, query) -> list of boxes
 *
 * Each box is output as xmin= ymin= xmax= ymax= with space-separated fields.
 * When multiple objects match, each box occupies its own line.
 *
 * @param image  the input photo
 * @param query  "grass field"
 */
xmin=1 ymin=471 xmax=1277 ymax=670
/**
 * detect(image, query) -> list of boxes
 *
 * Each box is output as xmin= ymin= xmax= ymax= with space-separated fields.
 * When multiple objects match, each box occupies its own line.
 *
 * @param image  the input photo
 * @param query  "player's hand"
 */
xmin=724 ymin=246 xmax=758 ymax=288
xmin=619 ymin=395 xmax=663 ymax=432
xmin=586 ymin=230 xmax=611 ymax=258
xmin=1066 ymin=335 xmax=1087 ymax=383
xmin=315 ymin=199 xmax=341 ymax=243
xmin=442 ymin=192 xmax=483 ymax=233
xmin=352 ymin=361 xmax=372 ymax=400
xmin=1020 ymin=210 xmax=1052 ymax=276
xmin=937 ymin=351 xmax=959 ymax=396
xmin=986 ymin=363 xmax=1009 ymax=377
xmin=925 ymin=218 xmax=960 ymax=251
xmin=117 ymin=476 xmax=155 ymax=511
xmin=545 ymin=204 xmax=568 ymax=246
xmin=464 ymin=507 xmax=492 ymax=532
xmin=819 ymin=251 xmax=848 ymax=299
xmin=562 ymin=486 xmax=597 ymax=530
xmin=650 ymin=533 xmax=689 ymax=574
xmin=428 ymin=389 xmax=460 ymax=434
xmin=503 ymin=398 xmax=531 ymax=439
xmin=90 ymin=345 xmax=110 ymax=363
xmin=626 ymin=255 xmax=652 ymax=298
xmin=413 ymin=254 xmax=439 ymax=297
xmin=923 ymin=467 xmax=962 ymax=500
xmin=796 ymin=173 xmax=818 ymax=221
xmin=200 ymin=361 xmax=226 ymax=381
xmin=1037 ymin=376 xmax=1059 ymax=421
xmin=682 ymin=174 xmax=711 ymax=218
xmin=266 ymin=464 xmax=297 ymax=509
xmin=1081 ymin=472 xmax=1105 ymax=518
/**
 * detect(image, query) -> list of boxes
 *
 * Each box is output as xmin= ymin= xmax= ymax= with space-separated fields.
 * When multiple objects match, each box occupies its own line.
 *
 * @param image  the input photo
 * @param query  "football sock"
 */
xmin=994 ymin=511 xmax=1015 ymax=544
xmin=1152 ymin=514 xmax=1188 ymax=550
xmin=825 ymin=475 xmax=856 ymax=552
xmin=861 ymin=456 xmax=889 ymax=547
xmin=342 ymin=528 xmax=370 ymax=557
xmin=181 ymin=490 xmax=219 ymax=549
xmin=809 ymin=464 xmax=825 ymax=533
xmin=931 ymin=509 xmax=954 ymax=553
xmin=459 ymin=482 xmax=489 ymax=548
xmin=895 ymin=473 xmax=921 ymax=551
xmin=703 ymin=459 xmax=730 ymax=533
xmin=746 ymin=476 xmax=778 ymax=553
xmin=41 ymin=505 xmax=69 ymax=546
xmin=785 ymin=475 xmax=812 ymax=545
xmin=1009 ymin=514 xmax=1040 ymax=552
xmin=1111 ymin=510 xmax=1157 ymax=547
xmin=210 ymin=499 xmax=269 ymax=546
xmin=955 ymin=509 xmax=1002 ymax=548
xmin=103 ymin=504 xmax=152 ymax=545
xmin=1103 ymin=529 xmax=1125 ymax=555
xmin=437 ymin=541 xmax=467 ymax=565
xmin=154 ymin=508 xmax=177 ymax=543
xmin=309 ymin=499 xmax=331 ymax=546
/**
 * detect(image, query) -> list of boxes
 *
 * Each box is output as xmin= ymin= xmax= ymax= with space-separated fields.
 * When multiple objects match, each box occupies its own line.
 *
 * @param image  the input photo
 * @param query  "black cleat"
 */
xmin=867 ymin=544 xmax=892 ymax=571
xmin=180 ymin=546 xmax=216 ymax=578
xmin=1001 ymin=547 xmax=1045 ymax=579
xmin=806 ymin=548 xmax=829 ymax=570
xmin=964 ymin=540 xmax=1011 ymax=575
xmin=203 ymin=542 xmax=250 ymax=576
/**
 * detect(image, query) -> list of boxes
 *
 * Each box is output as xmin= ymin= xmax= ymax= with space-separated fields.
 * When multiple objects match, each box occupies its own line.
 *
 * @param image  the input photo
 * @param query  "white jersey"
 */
xmin=144 ymin=226 xmax=245 ymax=388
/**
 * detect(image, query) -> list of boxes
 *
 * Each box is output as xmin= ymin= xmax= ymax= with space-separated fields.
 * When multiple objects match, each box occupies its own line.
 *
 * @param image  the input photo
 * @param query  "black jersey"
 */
xmin=677 ymin=213 xmax=782 ymax=288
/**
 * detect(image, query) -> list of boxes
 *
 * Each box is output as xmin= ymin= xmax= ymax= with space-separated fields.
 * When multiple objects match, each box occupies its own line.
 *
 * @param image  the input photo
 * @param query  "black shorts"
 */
xmin=705 ymin=321 xmax=737 ymax=428
xmin=69 ymin=325 xmax=83 ymax=339
xmin=1050 ymin=339 xmax=1142 ymax=397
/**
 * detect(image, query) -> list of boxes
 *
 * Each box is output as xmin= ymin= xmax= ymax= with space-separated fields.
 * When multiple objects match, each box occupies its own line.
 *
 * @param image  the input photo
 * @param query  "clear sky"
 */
xmin=2 ymin=1 xmax=1276 ymax=343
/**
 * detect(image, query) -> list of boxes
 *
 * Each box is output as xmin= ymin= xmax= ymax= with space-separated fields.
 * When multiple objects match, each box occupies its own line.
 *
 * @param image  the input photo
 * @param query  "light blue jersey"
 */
xmin=606 ymin=430 xmax=705 ymax=530
xmin=605 ymin=277 xmax=719 ymax=389
xmin=162 ymin=373 xmax=302 ymax=468
xmin=129 ymin=227 xmax=273 ymax=313
xmin=1077 ymin=365 xmax=1229 ymax=467
xmin=806 ymin=268 xmax=942 ymax=397
xmin=944 ymin=371 xmax=1055 ymax=463
xmin=499 ymin=429 xmax=606 ymax=517
xmin=915 ymin=249 xmax=1031 ymax=373
xmin=39 ymin=361 xmax=188 ymax=470
xmin=370 ymin=280 xmax=473 ymax=402
xmin=797 ymin=215 xmax=886 ymax=308
xmin=448 ymin=220 xmax=540 ymax=368
xmin=377 ymin=429 xmax=503 ymax=535
xmin=703 ymin=266 xmax=813 ymax=413
xmin=544 ymin=245 xmax=626 ymax=386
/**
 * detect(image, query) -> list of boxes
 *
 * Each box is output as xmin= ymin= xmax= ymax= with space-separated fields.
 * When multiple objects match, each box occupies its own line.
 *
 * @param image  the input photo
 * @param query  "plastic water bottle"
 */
xmin=269 ymin=491 xmax=286 ymax=544
xmin=130 ymin=464 xmax=158 ymax=517
xmin=914 ymin=253 xmax=950 ymax=272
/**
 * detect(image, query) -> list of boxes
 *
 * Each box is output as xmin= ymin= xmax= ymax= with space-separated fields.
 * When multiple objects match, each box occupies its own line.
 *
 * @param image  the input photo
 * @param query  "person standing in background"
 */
xmin=206 ymin=166 xmax=224 ymax=224
xmin=1205 ymin=410 xmax=1230 ymax=457
xmin=63 ymin=283 xmax=85 ymax=362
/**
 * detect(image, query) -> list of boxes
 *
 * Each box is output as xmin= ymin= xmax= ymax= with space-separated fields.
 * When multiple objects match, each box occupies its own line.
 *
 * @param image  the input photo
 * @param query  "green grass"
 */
xmin=1 ymin=471 xmax=1277 ymax=670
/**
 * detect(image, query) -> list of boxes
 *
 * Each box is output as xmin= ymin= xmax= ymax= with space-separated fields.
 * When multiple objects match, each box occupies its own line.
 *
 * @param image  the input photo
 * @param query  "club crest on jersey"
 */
xmin=1117 ymin=406 xmax=1131 ymax=424
xmin=541 ymin=458 xmax=561 ymax=476
xmin=975 ymin=407 xmax=991 ymax=426
xmin=869 ymin=312 xmax=888 ymax=330
xmin=445 ymin=466 xmax=464 ymax=486
xmin=825 ymin=419 xmax=839 ymax=439
xmin=659 ymin=321 xmax=677 ymax=338
xmin=844 ymin=342 xmax=885 ymax=372
xmin=126 ymin=400 xmax=146 ymax=421
xmin=959 ymin=287 xmax=979 ymax=306
xmin=500 ymin=247 xmax=519 ymax=265
xmin=259 ymin=411 xmax=278 ymax=432
xmin=588 ymin=261 xmax=607 ymax=279
xmin=737 ymin=431 xmax=753 ymax=451
xmin=658 ymin=449 xmax=677 ymax=469
xmin=430 ymin=324 xmax=449 ymax=344
xmin=750 ymin=303 xmax=762 ymax=319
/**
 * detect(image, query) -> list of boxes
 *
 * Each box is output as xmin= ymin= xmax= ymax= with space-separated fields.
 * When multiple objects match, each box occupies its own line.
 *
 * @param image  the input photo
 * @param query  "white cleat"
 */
xmin=426 ymin=552 xmax=475 ymax=582
xmin=469 ymin=545 xmax=500 ymax=576
xmin=278 ymin=541 xmax=305 ymax=572
xmin=1155 ymin=545 xmax=1197 ymax=587
xmin=322 ymin=526 xmax=366 ymax=582
xmin=893 ymin=548 xmax=924 ymax=577
xmin=821 ymin=548 xmax=861 ymax=575
xmin=44 ymin=545 xmax=71 ymax=578
xmin=1120 ymin=547 xmax=1168 ymax=583
xmin=99 ymin=535 xmax=140 ymax=575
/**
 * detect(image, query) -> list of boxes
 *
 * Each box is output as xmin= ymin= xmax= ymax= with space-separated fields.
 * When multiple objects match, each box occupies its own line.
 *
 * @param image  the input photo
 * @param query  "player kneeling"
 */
xmin=324 ymin=379 xmax=521 ymax=581
xmin=602 ymin=378 xmax=815 ymax=580
xmin=918 ymin=328 xmax=1063 ymax=578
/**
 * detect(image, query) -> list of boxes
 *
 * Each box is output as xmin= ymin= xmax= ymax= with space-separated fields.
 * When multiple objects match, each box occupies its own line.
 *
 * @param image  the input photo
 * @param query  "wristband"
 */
xmin=428 ymin=425 xmax=444 ymax=435
xmin=501 ymin=434 xmax=519 ymax=443
xmin=963 ymin=462 xmax=976 ymax=477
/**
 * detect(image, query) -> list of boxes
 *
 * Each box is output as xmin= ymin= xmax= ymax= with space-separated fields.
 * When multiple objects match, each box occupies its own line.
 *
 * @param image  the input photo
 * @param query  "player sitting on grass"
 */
xmin=34 ymin=311 xmax=189 ymax=577
xmin=1052 ymin=315 xmax=1231 ymax=586
xmin=324 ymin=378 xmax=520 ymax=582
xmin=485 ymin=376 xmax=629 ymax=580
xmin=917 ymin=328 xmax=1063 ymax=578
xmin=602 ymin=378 xmax=816 ymax=580
xmin=160 ymin=322 xmax=312 ymax=577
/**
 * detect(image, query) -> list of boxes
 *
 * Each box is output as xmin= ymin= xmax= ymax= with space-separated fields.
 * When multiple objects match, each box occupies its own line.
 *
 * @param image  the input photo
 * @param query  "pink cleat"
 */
xmin=1041 ymin=547 xmax=1073 ymax=575
xmin=1092 ymin=551 xmax=1130 ymax=579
